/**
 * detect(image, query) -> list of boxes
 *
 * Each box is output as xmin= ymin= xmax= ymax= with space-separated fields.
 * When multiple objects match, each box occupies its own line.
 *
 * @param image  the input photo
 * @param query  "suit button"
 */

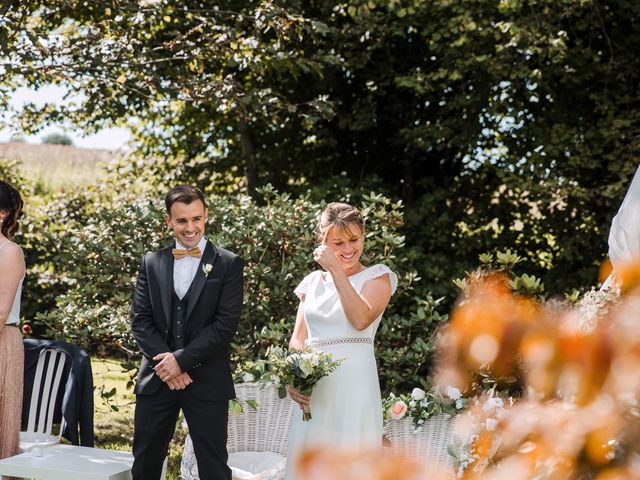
xmin=177 ymin=306 xmax=183 ymax=311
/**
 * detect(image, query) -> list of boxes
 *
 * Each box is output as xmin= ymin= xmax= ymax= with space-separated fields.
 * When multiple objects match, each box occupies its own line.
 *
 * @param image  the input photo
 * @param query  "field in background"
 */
xmin=92 ymin=358 xmax=186 ymax=480
xmin=0 ymin=142 xmax=118 ymax=192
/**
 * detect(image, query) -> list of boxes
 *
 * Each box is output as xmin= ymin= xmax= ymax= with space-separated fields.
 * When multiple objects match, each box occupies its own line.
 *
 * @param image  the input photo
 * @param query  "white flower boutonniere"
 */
xmin=202 ymin=263 xmax=213 ymax=277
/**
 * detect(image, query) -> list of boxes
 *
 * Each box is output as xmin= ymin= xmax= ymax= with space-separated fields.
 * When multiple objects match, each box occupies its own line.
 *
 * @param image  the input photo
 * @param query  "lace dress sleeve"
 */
xmin=294 ymin=272 xmax=315 ymax=300
xmin=364 ymin=264 xmax=398 ymax=295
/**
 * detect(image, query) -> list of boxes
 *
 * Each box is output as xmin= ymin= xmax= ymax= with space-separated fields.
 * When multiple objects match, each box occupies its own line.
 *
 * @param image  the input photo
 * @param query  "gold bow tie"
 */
xmin=172 ymin=247 xmax=202 ymax=259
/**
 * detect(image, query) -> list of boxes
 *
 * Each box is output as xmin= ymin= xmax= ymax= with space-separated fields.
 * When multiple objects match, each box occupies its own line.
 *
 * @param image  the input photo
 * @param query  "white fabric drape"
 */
xmin=603 ymin=165 xmax=640 ymax=289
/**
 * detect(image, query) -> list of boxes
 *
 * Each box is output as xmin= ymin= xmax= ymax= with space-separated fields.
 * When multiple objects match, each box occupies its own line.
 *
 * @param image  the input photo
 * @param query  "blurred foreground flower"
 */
xmin=439 ymin=263 xmax=640 ymax=479
xmin=437 ymin=272 xmax=537 ymax=396
xmin=297 ymin=447 xmax=451 ymax=480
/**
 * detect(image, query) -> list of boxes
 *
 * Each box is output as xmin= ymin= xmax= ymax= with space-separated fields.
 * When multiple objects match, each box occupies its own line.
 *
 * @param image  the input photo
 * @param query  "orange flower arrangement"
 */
xmin=443 ymin=262 xmax=640 ymax=479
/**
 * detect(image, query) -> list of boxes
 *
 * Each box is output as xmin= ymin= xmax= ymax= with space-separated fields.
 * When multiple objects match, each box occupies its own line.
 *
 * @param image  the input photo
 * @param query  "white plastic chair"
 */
xmin=20 ymin=348 xmax=67 ymax=452
xmin=181 ymin=382 xmax=296 ymax=480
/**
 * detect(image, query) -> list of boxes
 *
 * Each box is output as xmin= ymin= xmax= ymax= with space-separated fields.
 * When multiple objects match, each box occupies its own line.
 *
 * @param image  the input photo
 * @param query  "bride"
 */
xmin=285 ymin=202 xmax=397 ymax=479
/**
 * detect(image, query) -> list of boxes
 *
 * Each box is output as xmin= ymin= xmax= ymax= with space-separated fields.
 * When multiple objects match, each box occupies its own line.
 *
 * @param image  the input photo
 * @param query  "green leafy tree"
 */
xmin=2 ymin=0 xmax=639 ymax=300
xmin=42 ymin=132 xmax=73 ymax=145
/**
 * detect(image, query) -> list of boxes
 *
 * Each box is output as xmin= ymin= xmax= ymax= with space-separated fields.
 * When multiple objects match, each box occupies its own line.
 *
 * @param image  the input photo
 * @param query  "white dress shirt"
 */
xmin=173 ymin=236 xmax=207 ymax=299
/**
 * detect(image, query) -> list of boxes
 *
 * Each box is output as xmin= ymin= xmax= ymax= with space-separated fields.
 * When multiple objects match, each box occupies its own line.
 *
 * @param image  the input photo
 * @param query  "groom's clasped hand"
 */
xmin=152 ymin=351 xmax=193 ymax=390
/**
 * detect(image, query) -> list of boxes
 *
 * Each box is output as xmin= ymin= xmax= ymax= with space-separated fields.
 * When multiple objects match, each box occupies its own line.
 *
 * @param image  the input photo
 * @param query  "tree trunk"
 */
xmin=238 ymin=118 xmax=259 ymax=201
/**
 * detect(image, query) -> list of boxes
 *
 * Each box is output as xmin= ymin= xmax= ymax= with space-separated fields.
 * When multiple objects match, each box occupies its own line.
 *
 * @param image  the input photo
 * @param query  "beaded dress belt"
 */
xmin=309 ymin=337 xmax=374 ymax=347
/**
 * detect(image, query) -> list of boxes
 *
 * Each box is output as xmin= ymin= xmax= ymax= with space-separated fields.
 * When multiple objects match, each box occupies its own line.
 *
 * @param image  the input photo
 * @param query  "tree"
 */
xmin=1 ymin=0 xmax=639 ymax=297
xmin=42 ymin=132 xmax=73 ymax=145
xmin=0 ymin=0 xmax=338 ymax=198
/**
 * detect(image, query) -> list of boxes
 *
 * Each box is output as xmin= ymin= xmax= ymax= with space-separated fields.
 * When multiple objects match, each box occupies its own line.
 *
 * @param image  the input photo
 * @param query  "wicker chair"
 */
xmin=181 ymin=382 xmax=296 ymax=480
xmin=383 ymin=414 xmax=456 ymax=475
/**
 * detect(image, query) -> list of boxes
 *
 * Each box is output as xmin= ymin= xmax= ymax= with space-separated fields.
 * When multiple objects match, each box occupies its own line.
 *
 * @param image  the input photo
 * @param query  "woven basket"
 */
xmin=181 ymin=382 xmax=296 ymax=480
xmin=383 ymin=414 xmax=456 ymax=474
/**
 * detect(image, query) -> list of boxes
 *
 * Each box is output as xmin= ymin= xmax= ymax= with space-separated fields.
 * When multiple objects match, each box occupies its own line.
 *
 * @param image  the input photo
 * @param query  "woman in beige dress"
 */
xmin=0 ymin=181 xmax=25 ymax=459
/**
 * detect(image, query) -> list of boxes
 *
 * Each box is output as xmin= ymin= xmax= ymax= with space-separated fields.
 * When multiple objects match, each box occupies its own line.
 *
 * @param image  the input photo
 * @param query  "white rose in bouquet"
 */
xmin=446 ymin=385 xmax=462 ymax=400
xmin=411 ymin=387 xmax=426 ymax=401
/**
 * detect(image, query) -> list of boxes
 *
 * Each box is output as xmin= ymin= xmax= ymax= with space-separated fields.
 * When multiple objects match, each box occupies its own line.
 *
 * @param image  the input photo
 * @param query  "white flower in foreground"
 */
xmin=390 ymin=400 xmax=408 ymax=420
xmin=242 ymin=372 xmax=255 ymax=383
xmin=446 ymin=385 xmax=462 ymax=400
xmin=308 ymin=352 xmax=320 ymax=366
xmin=485 ymin=418 xmax=498 ymax=431
xmin=411 ymin=387 xmax=426 ymax=401
xmin=482 ymin=396 xmax=504 ymax=412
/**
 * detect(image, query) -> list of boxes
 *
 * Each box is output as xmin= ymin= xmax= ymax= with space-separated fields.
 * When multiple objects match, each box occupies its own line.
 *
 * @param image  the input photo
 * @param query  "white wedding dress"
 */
xmin=284 ymin=264 xmax=397 ymax=479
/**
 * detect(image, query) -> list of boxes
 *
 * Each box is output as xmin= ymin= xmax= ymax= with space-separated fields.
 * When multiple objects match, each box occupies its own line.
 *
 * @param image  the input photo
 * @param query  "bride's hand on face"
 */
xmin=287 ymin=385 xmax=311 ymax=411
xmin=313 ymin=244 xmax=341 ymax=273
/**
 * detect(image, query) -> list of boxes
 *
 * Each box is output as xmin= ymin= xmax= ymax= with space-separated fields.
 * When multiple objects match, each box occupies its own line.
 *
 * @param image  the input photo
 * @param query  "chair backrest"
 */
xmin=24 ymin=348 xmax=67 ymax=437
xmin=227 ymin=382 xmax=296 ymax=456
xmin=383 ymin=414 xmax=456 ymax=473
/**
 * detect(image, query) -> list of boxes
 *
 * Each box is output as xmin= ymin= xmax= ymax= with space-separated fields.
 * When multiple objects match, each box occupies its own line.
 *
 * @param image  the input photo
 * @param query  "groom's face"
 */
xmin=164 ymin=200 xmax=208 ymax=249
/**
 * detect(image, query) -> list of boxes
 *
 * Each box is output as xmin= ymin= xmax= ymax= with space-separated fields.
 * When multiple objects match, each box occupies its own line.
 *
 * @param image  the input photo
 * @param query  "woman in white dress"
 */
xmin=285 ymin=202 xmax=397 ymax=479
xmin=0 ymin=181 xmax=26 ymax=460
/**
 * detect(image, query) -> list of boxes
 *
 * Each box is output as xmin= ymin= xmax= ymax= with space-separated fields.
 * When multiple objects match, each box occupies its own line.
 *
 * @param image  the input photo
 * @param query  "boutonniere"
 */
xmin=202 ymin=263 xmax=213 ymax=277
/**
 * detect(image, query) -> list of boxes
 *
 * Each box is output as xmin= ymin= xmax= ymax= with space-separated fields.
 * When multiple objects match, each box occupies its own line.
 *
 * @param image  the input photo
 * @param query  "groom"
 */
xmin=131 ymin=185 xmax=244 ymax=480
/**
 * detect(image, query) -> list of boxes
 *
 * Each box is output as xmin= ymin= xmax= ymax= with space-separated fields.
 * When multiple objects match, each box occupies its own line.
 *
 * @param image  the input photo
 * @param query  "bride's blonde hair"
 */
xmin=315 ymin=202 xmax=364 ymax=242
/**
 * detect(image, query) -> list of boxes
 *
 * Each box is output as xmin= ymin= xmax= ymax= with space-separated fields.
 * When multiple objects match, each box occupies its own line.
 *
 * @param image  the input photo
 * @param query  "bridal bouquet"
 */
xmin=267 ymin=345 xmax=343 ymax=421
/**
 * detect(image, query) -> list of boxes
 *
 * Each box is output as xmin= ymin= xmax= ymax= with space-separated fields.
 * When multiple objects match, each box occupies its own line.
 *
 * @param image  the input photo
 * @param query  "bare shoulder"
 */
xmin=0 ymin=241 xmax=24 ymax=259
xmin=0 ymin=241 xmax=25 ymax=273
xmin=362 ymin=273 xmax=392 ymax=290
xmin=362 ymin=264 xmax=397 ymax=295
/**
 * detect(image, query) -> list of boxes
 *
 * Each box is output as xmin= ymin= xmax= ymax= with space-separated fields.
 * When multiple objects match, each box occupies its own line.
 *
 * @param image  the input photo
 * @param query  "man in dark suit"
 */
xmin=131 ymin=185 xmax=243 ymax=480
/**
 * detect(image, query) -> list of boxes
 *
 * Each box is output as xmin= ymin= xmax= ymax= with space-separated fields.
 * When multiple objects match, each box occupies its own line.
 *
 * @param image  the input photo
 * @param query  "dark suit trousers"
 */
xmin=132 ymin=385 xmax=231 ymax=480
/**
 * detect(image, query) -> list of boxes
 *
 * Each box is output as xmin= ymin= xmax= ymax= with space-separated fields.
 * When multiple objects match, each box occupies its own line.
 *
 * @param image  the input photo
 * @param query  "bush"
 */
xmin=17 ymin=184 xmax=442 ymax=394
xmin=0 ymin=158 xmax=32 ymax=194
xmin=42 ymin=132 xmax=73 ymax=146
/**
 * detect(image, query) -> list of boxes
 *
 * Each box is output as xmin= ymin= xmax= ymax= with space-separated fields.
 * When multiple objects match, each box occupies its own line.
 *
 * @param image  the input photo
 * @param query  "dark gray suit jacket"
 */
xmin=131 ymin=240 xmax=243 ymax=400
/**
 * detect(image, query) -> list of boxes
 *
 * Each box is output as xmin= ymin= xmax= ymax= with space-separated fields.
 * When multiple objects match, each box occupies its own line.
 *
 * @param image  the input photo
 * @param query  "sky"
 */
xmin=0 ymin=84 xmax=131 ymax=151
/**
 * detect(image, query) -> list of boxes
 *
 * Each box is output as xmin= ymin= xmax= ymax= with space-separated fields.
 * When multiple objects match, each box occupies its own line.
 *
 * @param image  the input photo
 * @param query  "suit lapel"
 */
xmin=186 ymin=241 xmax=218 ymax=320
xmin=159 ymin=247 xmax=174 ymax=328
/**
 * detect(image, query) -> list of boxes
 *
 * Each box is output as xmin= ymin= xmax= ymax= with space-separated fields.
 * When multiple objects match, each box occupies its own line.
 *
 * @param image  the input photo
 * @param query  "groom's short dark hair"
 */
xmin=165 ymin=185 xmax=206 ymax=213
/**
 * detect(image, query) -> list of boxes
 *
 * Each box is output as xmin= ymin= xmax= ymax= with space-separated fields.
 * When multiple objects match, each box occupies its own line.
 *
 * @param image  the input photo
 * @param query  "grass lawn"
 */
xmin=92 ymin=358 xmax=187 ymax=480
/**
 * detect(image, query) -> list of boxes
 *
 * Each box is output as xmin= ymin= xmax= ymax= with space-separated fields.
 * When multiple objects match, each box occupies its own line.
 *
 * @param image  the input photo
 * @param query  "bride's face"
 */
xmin=324 ymin=224 xmax=364 ymax=270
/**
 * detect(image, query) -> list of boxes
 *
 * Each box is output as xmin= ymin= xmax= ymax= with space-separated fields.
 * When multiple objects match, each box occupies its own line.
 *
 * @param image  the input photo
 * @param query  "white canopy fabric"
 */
xmin=604 ymin=165 xmax=640 ymax=288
